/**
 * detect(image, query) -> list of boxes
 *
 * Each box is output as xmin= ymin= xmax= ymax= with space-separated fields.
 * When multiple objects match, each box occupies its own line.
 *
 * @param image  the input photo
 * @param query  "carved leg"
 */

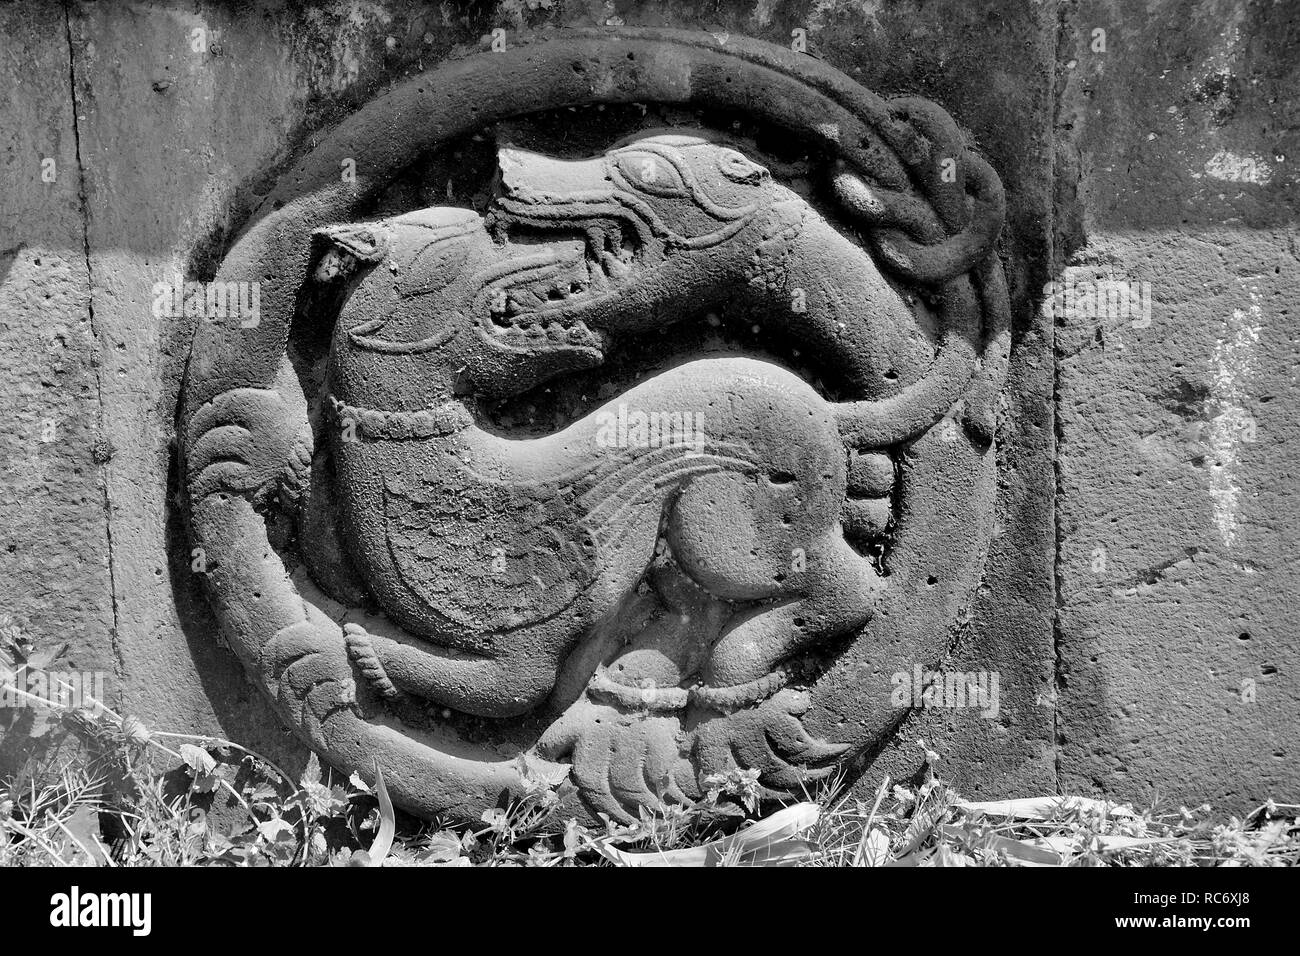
xmin=344 ymin=619 xmax=572 ymax=718
xmin=703 ymin=532 xmax=879 ymax=688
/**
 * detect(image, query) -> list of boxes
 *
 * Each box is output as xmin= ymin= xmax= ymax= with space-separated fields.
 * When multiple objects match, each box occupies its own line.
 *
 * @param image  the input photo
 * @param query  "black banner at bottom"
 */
xmin=0 ymin=864 xmax=1284 ymax=944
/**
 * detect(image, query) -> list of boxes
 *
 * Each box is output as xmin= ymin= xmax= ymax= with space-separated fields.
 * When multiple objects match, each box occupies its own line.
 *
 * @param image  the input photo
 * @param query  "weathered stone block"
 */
xmin=0 ymin=0 xmax=1293 ymax=822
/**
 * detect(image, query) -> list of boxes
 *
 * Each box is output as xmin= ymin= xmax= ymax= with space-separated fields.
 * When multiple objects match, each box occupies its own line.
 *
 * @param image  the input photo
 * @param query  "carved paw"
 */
xmin=539 ymin=699 xmax=697 ymax=823
xmin=692 ymin=688 xmax=850 ymax=795
xmin=186 ymin=385 xmax=312 ymax=509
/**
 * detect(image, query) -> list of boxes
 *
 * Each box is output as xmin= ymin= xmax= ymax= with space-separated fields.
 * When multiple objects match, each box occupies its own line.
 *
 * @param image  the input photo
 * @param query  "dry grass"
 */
xmin=2 ymin=668 xmax=1297 ymax=867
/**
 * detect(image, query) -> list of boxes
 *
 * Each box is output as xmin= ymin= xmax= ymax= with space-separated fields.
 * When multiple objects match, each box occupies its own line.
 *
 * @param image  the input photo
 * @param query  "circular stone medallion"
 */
xmin=179 ymin=28 xmax=1010 ymax=822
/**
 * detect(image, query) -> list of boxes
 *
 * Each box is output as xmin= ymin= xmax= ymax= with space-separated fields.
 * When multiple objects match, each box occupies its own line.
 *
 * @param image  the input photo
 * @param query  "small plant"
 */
xmin=2 ymin=646 xmax=1297 ymax=870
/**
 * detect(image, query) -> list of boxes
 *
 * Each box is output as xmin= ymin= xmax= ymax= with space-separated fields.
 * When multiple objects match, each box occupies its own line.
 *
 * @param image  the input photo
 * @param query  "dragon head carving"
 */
xmin=316 ymin=132 xmax=798 ymax=408
xmin=488 ymin=130 xmax=801 ymax=339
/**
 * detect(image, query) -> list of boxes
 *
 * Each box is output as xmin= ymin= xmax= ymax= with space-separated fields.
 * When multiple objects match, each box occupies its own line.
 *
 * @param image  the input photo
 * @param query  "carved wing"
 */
xmin=382 ymin=462 xmax=598 ymax=634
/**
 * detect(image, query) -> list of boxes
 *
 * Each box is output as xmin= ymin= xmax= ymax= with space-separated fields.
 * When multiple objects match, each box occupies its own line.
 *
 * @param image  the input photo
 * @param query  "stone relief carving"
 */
xmin=179 ymin=28 xmax=1010 ymax=821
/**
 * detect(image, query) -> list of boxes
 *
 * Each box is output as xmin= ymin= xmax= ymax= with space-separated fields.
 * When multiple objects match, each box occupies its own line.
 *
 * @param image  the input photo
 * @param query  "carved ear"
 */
xmin=388 ymin=207 xmax=479 ymax=232
xmin=314 ymin=223 xmax=386 ymax=260
xmin=312 ymin=223 xmax=388 ymax=281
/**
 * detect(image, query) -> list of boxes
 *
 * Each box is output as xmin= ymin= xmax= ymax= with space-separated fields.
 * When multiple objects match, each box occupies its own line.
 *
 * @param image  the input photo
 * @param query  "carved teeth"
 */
xmin=483 ymin=220 xmax=636 ymax=345
xmin=488 ymin=299 xmax=596 ymax=347
xmin=583 ymin=223 xmax=635 ymax=281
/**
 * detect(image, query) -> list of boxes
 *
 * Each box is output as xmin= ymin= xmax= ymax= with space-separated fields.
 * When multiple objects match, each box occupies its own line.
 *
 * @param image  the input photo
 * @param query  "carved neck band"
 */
xmin=328 ymin=394 xmax=474 ymax=441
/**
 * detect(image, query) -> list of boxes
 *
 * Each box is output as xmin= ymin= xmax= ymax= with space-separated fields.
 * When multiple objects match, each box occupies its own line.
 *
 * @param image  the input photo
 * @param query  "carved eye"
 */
xmin=614 ymin=150 xmax=691 ymax=197
xmin=398 ymin=236 xmax=471 ymax=298
xmin=717 ymin=149 xmax=768 ymax=184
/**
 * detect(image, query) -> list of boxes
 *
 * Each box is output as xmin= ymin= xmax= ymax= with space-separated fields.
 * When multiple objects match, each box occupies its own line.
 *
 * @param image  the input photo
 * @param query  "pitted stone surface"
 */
xmin=1055 ymin=0 xmax=1300 ymax=810
xmin=0 ymin=6 xmax=117 ymax=769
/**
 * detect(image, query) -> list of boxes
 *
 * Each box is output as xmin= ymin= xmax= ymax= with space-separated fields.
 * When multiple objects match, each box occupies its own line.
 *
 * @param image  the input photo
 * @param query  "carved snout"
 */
xmin=495 ymin=145 xmax=616 ymax=207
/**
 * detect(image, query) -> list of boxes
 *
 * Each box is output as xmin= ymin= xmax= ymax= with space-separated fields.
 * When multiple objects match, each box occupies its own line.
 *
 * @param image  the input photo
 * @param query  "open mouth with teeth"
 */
xmin=478 ymin=218 xmax=643 ymax=352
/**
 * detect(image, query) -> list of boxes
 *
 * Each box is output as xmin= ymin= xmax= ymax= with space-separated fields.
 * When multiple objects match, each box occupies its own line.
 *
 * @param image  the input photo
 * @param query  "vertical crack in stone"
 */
xmin=63 ymin=1 xmax=124 ymax=703
xmin=1047 ymin=0 xmax=1083 ymax=798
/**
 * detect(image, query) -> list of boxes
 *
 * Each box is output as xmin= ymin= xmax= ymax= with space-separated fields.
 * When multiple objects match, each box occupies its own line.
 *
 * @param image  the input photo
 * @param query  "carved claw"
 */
xmin=185 ymin=384 xmax=311 ymax=509
xmin=540 ymin=699 xmax=695 ymax=823
xmin=693 ymin=688 xmax=850 ymax=795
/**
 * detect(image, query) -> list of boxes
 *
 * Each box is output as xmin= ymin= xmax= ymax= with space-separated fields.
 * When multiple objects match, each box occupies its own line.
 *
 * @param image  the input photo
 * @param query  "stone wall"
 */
xmin=1055 ymin=0 xmax=1299 ymax=809
xmin=0 ymin=0 xmax=1294 ymax=812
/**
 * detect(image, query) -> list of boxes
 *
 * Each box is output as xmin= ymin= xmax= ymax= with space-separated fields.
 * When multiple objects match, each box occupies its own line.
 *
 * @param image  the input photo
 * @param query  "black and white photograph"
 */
xmin=0 ymin=0 xmax=1293 ymax=934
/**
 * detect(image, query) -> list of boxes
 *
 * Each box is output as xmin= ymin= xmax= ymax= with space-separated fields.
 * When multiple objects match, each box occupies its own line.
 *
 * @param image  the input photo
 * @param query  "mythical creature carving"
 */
xmin=178 ymin=30 xmax=1010 ymax=821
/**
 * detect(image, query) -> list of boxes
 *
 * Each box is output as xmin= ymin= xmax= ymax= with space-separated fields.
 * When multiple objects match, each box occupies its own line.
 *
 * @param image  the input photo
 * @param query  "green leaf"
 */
xmin=301 ymin=753 xmax=322 ymax=790
xmin=257 ymin=817 xmax=295 ymax=842
xmin=179 ymin=744 xmax=217 ymax=776
xmin=366 ymin=761 xmax=396 ymax=867
xmin=419 ymin=831 xmax=463 ymax=864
